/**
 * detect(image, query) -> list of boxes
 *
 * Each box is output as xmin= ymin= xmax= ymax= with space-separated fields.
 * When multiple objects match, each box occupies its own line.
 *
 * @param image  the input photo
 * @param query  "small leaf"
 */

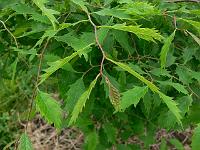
xmin=65 ymin=78 xmax=85 ymax=113
xmin=160 ymin=30 xmax=176 ymax=69
xmin=18 ymin=133 xmax=33 ymax=150
xmin=120 ymin=86 xmax=148 ymax=111
xmin=192 ymin=124 xmax=200 ymax=150
xmin=85 ymin=131 xmax=99 ymax=150
xmin=101 ymin=24 xmax=163 ymax=42
xmin=158 ymin=92 xmax=182 ymax=125
xmin=36 ymin=91 xmax=63 ymax=129
xmin=158 ymin=80 xmax=188 ymax=95
xmin=68 ymin=75 xmax=99 ymax=126
xmin=71 ymin=0 xmax=88 ymax=12
xmin=40 ymin=44 xmax=92 ymax=84
xmin=103 ymin=122 xmax=117 ymax=144
xmin=187 ymin=31 xmax=200 ymax=46
xmin=170 ymin=139 xmax=184 ymax=150
xmin=33 ymin=0 xmax=60 ymax=30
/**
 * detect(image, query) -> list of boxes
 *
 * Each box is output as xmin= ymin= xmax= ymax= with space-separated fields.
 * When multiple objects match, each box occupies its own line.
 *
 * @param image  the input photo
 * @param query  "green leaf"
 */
xmin=160 ymin=30 xmax=176 ymax=69
xmin=40 ymin=44 xmax=92 ymax=84
xmin=181 ymin=19 xmax=200 ymax=34
xmin=158 ymin=80 xmax=188 ymax=95
xmin=187 ymin=31 xmax=200 ymax=46
xmin=106 ymin=58 xmax=159 ymax=92
xmin=113 ymin=30 xmax=134 ymax=54
xmin=33 ymin=0 xmax=60 ymax=30
xmin=106 ymin=58 xmax=182 ymax=124
xmin=101 ymin=24 xmax=163 ymax=42
xmin=158 ymin=92 xmax=182 ymax=125
xmin=36 ymin=91 xmax=63 ymax=129
xmin=182 ymin=47 xmax=197 ymax=64
xmin=18 ymin=133 xmax=33 ymax=150
xmin=65 ymin=78 xmax=85 ymax=113
xmin=103 ymin=122 xmax=117 ymax=144
xmin=68 ymin=75 xmax=99 ymax=126
xmin=192 ymin=124 xmax=200 ymax=150
xmin=11 ymin=3 xmax=36 ymax=14
xmin=170 ymin=139 xmax=184 ymax=150
xmin=120 ymin=86 xmax=148 ymax=111
xmin=71 ymin=0 xmax=88 ymax=12
xmin=85 ymin=131 xmax=99 ymax=150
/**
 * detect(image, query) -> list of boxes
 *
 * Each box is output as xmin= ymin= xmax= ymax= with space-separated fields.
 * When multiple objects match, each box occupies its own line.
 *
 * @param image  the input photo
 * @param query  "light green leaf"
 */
xmin=106 ymin=58 xmax=182 ymax=124
xmin=101 ymin=24 xmax=163 ymax=42
xmin=36 ymin=91 xmax=63 ymax=129
xmin=158 ymin=80 xmax=188 ymax=95
xmin=158 ymin=92 xmax=182 ymax=125
xmin=11 ymin=3 xmax=36 ymax=14
xmin=192 ymin=124 xmax=200 ymax=150
xmin=106 ymin=58 xmax=159 ymax=92
xmin=95 ymin=8 xmax=133 ymax=20
xmin=71 ymin=0 xmax=88 ymax=12
xmin=160 ymin=30 xmax=176 ymax=69
xmin=65 ymin=78 xmax=85 ymax=113
xmin=181 ymin=19 xmax=200 ymax=34
xmin=40 ymin=44 xmax=92 ymax=84
xmin=33 ymin=0 xmax=60 ymax=30
xmin=120 ymin=86 xmax=148 ymax=111
xmin=68 ymin=75 xmax=99 ymax=126
xmin=187 ymin=31 xmax=200 ymax=46
xmin=18 ymin=133 xmax=33 ymax=150
xmin=170 ymin=139 xmax=184 ymax=150
xmin=85 ymin=131 xmax=99 ymax=150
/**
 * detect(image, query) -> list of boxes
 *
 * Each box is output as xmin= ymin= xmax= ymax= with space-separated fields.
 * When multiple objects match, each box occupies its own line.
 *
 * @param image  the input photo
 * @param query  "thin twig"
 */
xmin=0 ymin=20 xmax=18 ymax=48
xmin=25 ymin=39 xmax=50 ymax=131
xmin=86 ymin=12 xmax=106 ymax=76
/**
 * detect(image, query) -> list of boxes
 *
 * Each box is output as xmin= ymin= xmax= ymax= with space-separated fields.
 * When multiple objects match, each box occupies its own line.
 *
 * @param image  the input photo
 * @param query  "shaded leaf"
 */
xmin=36 ymin=91 xmax=63 ymax=129
xmin=68 ymin=75 xmax=99 ymax=126
xmin=192 ymin=124 xmax=200 ymax=150
xmin=85 ymin=131 xmax=99 ymax=150
xmin=160 ymin=30 xmax=176 ymax=69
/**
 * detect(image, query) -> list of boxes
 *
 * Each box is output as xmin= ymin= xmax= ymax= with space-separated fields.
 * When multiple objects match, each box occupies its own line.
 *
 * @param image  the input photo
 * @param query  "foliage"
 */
xmin=0 ymin=0 xmax=200 ymax=149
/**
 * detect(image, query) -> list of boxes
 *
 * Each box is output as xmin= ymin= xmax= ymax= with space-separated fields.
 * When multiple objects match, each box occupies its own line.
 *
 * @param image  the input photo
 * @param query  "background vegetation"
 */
xmin=0 ymin=0 xmax=200 ymax=149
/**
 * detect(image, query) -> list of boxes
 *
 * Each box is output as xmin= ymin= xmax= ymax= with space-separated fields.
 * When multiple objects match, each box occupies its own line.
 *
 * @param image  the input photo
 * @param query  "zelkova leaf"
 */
xmin=68 ymin=75 xmax=99 ymax=126
xmin=158 ymin=92 xmax=182 ymax=125
xmin=18 ymin=133 xmax=33 ymax=150
xmin=33 ymin=0 xmax=60 ymax=30
xmin=85 ymin=131 xmax=99 ymax=150
xmin=192 ymin=124 xmax=200 ymax=150
xmin=71 ymin=0 xmax=88 ymax=12
xmin=106 ymin=58 xmax=182 ymax=124
xmin=187 ymin=31 xmax=200 ymax=46
xmin=158 ymin=81 xmax=188 ymax=95
xmin=36 ymin=91 xmax=63 ymax=129
xmin=40 ymin=44 xmax=92 ymax=84
xmin=160 ymin=30 xmax=176 ymax=69
xmin=120 ymin=86 xmax=148 ymax=111
xmin=181 ymin=19 xmax=200 ymax=34
xmin=100 ymin=24 xmax=163 ymax=42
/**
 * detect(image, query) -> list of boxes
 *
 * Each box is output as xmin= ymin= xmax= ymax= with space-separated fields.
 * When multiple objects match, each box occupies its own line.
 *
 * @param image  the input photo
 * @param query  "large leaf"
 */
xmin=160 ymin=30 xmax=176 ymax=69
xmin=18 ymin=133 xmax=33 ymax=150
xmin=192 ymin=124 xmax=200 ymax=150
xmin=106 ymin=57 xmax=182 ymax=124
xmin=101 ymin=24 xmax=163 ymax=42
xmin=36 ymin=91 xmax=63 ymax=129
xmin=68 ymin=75 xmax=99 ymax=126
xmin=40 ymin=44 xmax=92 ymax=84
xmin=33 ymin=0 xmax=60 ymax=29
xmin=65 ymin=78 xmax=85 ymax=113
xmin=120 ymin=86 xmax=148 ymax=111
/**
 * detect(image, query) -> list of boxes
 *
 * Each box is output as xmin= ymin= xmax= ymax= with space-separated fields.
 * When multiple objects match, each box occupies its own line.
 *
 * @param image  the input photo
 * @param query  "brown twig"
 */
xmin=86 ymin=12 xmax=106 ymax=76
xmin=25 ymin=39 xmax=50 ymax=131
